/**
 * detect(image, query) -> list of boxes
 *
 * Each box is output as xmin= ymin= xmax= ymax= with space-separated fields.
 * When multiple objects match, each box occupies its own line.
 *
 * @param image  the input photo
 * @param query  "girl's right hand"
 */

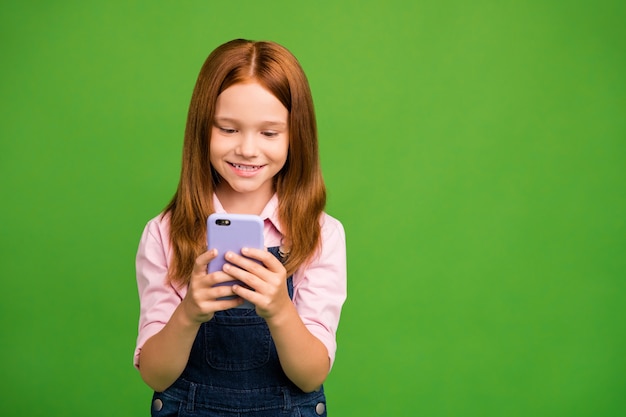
xmin=180 ymin=249 xmax=244 ymax=323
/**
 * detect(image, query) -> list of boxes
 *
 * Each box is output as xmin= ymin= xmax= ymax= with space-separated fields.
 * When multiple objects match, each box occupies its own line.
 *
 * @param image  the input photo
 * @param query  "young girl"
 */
xmin=134 ymin=39 xmax=347 ymax=417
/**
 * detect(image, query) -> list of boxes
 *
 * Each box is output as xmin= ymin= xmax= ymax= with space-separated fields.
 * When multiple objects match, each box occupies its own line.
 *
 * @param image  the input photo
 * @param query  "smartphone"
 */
xmin=207 ymin=213 xmax=264 ymax=307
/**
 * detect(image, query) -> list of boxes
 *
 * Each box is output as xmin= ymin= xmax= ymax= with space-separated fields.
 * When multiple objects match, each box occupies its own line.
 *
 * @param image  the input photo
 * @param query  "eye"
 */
xmin=218 ymin=127 xmax=237 ymax=134
xmin=261 ymin=131 xmax=279 ymax=138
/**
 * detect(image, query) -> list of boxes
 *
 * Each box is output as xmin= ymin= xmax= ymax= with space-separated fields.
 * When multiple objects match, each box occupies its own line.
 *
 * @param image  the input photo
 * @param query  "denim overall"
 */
xmin=151 ymin=247 xmax=327 ymax=417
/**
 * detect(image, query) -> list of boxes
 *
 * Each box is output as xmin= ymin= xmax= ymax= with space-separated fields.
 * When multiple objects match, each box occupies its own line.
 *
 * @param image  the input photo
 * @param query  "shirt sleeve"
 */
xmin=292 ymin=214 xmax=347 ymax=369
xmin=133 ymin=216 xmax=184 ymax=369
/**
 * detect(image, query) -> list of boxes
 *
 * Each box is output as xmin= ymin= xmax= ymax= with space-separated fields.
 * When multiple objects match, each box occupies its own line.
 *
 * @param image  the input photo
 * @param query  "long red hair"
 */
xmin=164 ymin=39 xmax=326 ymax=285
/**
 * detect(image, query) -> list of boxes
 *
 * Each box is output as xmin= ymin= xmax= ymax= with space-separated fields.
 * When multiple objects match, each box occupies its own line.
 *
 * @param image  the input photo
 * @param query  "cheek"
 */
xmin=272 ymin=138 xmax=289 ymax=163
xmin=209 ymin=141 xmax=227 ymax=174
xmin=209 ymin=136 xmax=227 ymax=158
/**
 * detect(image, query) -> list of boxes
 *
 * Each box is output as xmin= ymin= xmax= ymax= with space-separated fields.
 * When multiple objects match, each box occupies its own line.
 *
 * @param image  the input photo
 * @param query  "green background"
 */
xmin=1 ymin=1 xmax=624 ymax=416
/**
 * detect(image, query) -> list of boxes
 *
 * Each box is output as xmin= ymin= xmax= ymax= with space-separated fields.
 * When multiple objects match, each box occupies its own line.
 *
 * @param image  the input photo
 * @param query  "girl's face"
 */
xmin=210 ymin=81 xmax=289 ymax=211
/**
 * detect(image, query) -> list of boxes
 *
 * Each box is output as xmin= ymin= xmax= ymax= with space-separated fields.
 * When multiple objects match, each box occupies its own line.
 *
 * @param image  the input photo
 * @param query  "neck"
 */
xmin=215 ymin=187 xmax=274 ymax=215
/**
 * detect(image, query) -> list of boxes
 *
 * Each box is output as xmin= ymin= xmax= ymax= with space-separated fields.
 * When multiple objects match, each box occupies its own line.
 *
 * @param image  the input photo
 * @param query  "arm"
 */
xmin=138 ymin=249 xmax=244 ymax=392
xmin=227 ymin=249 xmax=329 ymax=392
xmin=265 ymin=298 xmax=331 ymax=392
xmin=138 ymin=304 xmax=201 ymax=392
xmin=227 ymin=217 xmax=346 ymax=392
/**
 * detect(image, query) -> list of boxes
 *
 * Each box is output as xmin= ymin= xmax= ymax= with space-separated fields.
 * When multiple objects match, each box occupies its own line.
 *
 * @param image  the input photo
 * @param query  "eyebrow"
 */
xmin=214 ymin=117 xmax=287 ymax=128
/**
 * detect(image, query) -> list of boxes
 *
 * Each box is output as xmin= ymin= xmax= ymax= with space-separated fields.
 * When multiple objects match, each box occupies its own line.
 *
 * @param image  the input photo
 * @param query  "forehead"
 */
xmin=214 ymin=82 xmax=288 ymax=124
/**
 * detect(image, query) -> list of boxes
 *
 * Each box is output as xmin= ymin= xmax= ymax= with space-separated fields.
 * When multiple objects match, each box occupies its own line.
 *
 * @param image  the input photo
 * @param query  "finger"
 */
xmin=226 ymin=249 xmax=282 ymax=276
xmin=207 ymin=270 xmax=244 ymax=285
xmin=191 ymin=279 xmax=245 ymax=305
xmin=194 ymin=272 xmax=249 ymax=298
xmin=208 ymin=280 xmax=243 ymax=297
xmin=241 ymin=247 xmax=284 ymax=272
xmin=231 ymin=283 xmax=262 ymax=305
xmin=222 ymin=263 xmax=262 ymax=291
xmin=192 ymin=293 xmax=243 ymax=314
xmin=192 ymin=249 xmax=218 ymax=275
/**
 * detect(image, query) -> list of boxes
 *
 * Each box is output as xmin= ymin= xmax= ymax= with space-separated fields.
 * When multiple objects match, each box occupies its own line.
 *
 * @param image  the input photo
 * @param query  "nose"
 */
xmin=235 ymin=132 xmax=259 ymax=158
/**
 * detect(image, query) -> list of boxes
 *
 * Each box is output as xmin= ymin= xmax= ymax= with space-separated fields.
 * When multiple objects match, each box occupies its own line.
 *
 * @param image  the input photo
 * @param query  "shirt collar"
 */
xmin=212 ymin=193 xmax=284 ymax=235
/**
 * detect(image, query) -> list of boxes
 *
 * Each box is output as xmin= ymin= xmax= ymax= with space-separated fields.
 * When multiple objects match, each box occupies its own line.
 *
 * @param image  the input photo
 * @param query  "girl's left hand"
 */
xmin=224 ymin=247 xmax=290 ymax=319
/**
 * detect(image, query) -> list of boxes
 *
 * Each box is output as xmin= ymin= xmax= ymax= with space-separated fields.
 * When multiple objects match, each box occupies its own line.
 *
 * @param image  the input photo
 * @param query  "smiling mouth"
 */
xmin=229 ymin=162 xmax=264 ymax=172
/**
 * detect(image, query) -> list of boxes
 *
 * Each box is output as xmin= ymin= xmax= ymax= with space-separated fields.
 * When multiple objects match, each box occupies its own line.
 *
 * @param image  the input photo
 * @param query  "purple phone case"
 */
xmin=207 ymin=213 xmax=264 ymax=307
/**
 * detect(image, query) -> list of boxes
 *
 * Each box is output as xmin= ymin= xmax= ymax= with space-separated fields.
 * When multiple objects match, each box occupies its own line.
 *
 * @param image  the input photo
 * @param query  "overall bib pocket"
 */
xmin=204 ymin=311 xmax=271 ymax=371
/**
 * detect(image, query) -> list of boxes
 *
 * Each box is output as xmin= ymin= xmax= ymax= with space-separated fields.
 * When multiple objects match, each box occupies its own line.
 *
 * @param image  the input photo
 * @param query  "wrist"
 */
xmin=265 ymin=300 xmax=297 ymax=328
xmin=176 ymin=301 xmax=208 ymax=329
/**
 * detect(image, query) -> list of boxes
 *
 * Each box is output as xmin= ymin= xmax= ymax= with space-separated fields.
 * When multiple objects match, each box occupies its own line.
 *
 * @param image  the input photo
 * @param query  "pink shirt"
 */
xmin=134 ymin=194 xmax=347 ymax=369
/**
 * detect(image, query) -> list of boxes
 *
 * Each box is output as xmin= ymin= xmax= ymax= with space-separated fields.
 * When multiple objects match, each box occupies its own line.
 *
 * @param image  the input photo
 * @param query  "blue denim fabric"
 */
xmin=151 ymin=247 xmax=327 ymax=417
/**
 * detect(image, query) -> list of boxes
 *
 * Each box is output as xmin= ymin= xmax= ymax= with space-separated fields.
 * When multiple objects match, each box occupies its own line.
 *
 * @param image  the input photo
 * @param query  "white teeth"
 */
xmin=232 ymin=163 xmax=260 ymax=171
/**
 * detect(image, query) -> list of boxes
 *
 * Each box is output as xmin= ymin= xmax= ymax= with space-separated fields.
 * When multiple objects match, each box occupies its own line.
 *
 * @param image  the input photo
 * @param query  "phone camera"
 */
xmin=215 ymin=219 xmax=231 ymax=226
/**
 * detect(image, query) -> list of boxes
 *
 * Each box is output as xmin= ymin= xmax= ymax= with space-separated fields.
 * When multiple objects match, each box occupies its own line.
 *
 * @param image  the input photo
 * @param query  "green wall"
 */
xmin=1 ymin=1 xmax=624 ymax=416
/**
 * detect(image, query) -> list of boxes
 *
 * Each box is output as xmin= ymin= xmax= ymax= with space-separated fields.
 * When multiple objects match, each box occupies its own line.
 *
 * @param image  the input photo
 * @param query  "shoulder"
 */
xmin=140 ymin=212 xmax=172 ymax=241
xmin=137 ymin=212 xmax=173 ymax=264
xmin=320 ymin=211 xmax=344 ymax=233
xmin=319 ymin=212 xmax=346 ymax=242
xmin=146 ymin=211 xmax=171 ymax=232
xmin=304 ymin=211 xmax=345 ymax=267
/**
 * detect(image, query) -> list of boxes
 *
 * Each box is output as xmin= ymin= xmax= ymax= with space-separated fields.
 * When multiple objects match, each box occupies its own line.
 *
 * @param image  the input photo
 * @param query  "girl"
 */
xmin=134 ymin=39 xmax=347 ymax=417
